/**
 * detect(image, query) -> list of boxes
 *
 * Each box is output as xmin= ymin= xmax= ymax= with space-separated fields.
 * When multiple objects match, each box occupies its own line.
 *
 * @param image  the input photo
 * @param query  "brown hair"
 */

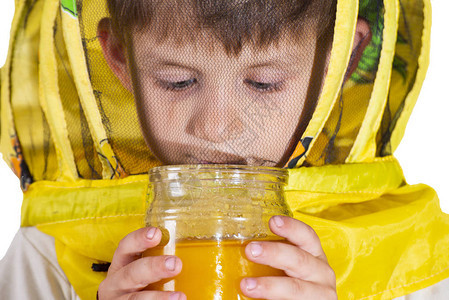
xmin=107 ymin=0 xmax=336 ymax=55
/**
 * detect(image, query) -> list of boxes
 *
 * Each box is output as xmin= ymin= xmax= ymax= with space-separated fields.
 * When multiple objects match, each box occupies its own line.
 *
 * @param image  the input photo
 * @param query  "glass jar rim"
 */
xmin=149 ymin=164 xmax=288 ymax=180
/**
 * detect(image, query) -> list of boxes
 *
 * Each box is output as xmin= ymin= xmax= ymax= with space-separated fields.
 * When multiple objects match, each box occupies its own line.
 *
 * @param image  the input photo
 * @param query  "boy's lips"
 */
xmin=186 ymin=154 xmax=248 ymax=165
xmin=187 ymin=154 xmax=277 ymax=166
xmin=199 ymin=160 xmax=246 ymax=165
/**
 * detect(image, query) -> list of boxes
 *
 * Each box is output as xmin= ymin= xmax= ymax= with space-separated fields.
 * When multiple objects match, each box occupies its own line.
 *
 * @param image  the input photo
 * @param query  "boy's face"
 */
xmin=99 ymin=14 xmax=370 ymax=167
xmin=119 ymin=31 xmax=321 ymax=167
xmin=100 ymin=15 xmax=375 ymax=167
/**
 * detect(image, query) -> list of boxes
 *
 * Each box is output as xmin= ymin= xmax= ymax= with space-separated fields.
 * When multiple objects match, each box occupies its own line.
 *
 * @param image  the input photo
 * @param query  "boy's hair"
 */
xmin=107 ymin=0 xmax=337 ymax=55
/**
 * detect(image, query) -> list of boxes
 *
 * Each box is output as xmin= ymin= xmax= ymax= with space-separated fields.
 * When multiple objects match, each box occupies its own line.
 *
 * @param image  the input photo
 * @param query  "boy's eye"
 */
xmin=244 ymin=79 xmax=283 ymax=93
xmin=160 ymin=78 xmax=197 ymax=91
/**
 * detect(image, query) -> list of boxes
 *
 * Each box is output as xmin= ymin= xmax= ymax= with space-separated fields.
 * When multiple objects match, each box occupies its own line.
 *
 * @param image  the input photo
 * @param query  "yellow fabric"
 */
xmin=69 ymin=0 xmax=160 ymax=176
xmin=303 ymin=0 xmax=431 ymax=166
xmin=347 ymin=0 xmax=399 ymax=162
xmin=389 ymin=0 xmax=431 ymax=153
xmin=53 ymin=9 xmax=104 ymax=179
xmin=290 ymin=0 xmax=359 ymax=167
xmin=21 ymin=158 xmax=449 ymax=300
xmin=350 ymin=0 xmax=431 ymax=161
xmin=60 ymin=5 xmax=122 ymax=179
xmin=0 ymin=0 xmax=27 ymax=176
xmin=40 ymin=0 xmax=78 ymax=181
xmin=2 ymin=0 xmax=448 ymax=300
xmin=292 ymin=184 xmax=449 ymax=299
xmin=2 ymin=0 xmax=431 ymax=171
xmin=316 ymin=82 xmax=372 ymax=163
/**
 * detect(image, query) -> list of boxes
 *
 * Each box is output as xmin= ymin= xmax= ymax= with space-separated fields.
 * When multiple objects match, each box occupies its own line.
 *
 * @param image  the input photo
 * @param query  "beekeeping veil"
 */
xmin=2 ymin=0 xmax=449 ymax=299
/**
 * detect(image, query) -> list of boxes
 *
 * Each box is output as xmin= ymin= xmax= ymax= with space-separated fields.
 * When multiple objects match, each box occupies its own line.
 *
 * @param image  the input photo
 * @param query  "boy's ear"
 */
xmin=345 ymin=18 xmax=372 ymax=78
xmin=97 ymin=18 xmax=133 ymax=92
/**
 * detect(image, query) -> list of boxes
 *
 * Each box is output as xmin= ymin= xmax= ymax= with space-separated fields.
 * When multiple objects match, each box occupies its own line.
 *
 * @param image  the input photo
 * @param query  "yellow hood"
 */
xmin=2 ymin=0 xmax=449 ymax=299
xmin=0 ymin=0 xmax=433 ymax=180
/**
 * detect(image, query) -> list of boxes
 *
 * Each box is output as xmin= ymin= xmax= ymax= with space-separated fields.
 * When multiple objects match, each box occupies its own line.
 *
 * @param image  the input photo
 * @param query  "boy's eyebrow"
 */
xmin=138 ymin=60 xmax=201 ymax=74
xmin=159 ymin=60 xmax=289 ymax=68
xmin=138 ymin=56 xmax=301 ymax=72
xmin=160 ymin=60 xmax=198 ymax=69
xmin=133 ymin=44 xmax=308 ymax=71
xmin=247 ymin=60 xmax=293 ymax=69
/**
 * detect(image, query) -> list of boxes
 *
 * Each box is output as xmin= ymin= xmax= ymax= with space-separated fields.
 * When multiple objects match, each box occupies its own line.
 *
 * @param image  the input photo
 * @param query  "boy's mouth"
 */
xmin=199 ymin=160 xmax=246 ymax=165
xmin=186 ymin=154 xmax=248 ymax=165
xmin=159 ymin=145 xmax=281 ymax=167
xmin=188 ymin=155 xmax=276 ymax=166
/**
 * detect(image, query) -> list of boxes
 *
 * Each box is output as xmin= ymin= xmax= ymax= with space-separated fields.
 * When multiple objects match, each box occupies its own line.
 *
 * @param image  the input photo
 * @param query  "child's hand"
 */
xmin=97 ymin=227 xmax=185 ymax=300
xmin=241 ymin=216 xmax=337 ymax=299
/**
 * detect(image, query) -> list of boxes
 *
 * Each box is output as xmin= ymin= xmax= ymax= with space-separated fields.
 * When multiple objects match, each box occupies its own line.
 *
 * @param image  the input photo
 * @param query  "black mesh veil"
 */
xmin=91 ymin=0 xmax=337 ymax=170
xmin=3 ymin=0 xmax=427 ymax=182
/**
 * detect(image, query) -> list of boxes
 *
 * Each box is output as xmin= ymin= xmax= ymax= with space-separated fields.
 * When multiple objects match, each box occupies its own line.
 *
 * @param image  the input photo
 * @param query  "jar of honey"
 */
xmin=144 ymin=165 xmax=291 ymax=299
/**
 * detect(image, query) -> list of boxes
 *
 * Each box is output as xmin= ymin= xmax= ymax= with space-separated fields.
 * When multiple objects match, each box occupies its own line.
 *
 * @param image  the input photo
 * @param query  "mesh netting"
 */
xmin=5 ymin=0 xmax=427 ymax=182
xmin=304 ymin=0 xmax=424 ymax=166
xmin=377 ymin=0 xmax=424 ymax=156
xmin=78 ymin=0 xmax=161 ymax=175
xmin=81 ymin=0 xmax=336 ymax=170
xmin=305 ymin=0 xmax=386 ymax=166
xmin=55 ymin=9 xmax=103 ymax=179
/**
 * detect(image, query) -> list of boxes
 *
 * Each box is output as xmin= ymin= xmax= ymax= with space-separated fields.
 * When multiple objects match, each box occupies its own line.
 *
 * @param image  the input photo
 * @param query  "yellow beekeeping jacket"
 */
xmin=1 ymin=0 xmax=448 ymax=299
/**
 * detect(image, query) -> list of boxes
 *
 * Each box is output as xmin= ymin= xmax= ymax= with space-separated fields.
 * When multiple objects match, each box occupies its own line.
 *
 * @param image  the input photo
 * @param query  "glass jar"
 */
xmin=144 ymin=164 xmax=291 ymax=299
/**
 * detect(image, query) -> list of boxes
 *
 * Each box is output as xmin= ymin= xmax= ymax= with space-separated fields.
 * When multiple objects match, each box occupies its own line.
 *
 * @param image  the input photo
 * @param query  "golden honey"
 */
xmin=144 ymin=239 xmax=285 ymax=299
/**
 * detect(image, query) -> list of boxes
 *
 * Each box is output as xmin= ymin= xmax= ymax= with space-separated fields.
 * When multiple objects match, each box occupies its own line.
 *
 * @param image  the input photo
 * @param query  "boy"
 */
xmin=97 ymin=1 xmax=366 ymax=298
xmin=1 ymin=0 xmax=449 ymax=299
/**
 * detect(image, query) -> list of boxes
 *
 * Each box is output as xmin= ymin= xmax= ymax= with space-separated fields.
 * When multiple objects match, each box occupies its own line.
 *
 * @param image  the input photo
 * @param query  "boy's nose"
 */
xmin=186 ymin=89 xmax=244 ymax=143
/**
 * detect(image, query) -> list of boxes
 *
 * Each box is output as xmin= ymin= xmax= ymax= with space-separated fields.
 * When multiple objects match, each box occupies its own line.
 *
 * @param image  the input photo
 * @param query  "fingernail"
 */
xmin=273 ymin=216 xmax=284 ymax=227
xmin=146 ymin=227 xmax=156 ymax=240
xmin=246 ymin=278 xmax=257 ymax=291
xmin=165 ymin=257 xmax=176 ymax=271
xmin=250 ymin=242 xmax=263 ymax=257
xmin=169 ymin=292 xmax=181 ymax=300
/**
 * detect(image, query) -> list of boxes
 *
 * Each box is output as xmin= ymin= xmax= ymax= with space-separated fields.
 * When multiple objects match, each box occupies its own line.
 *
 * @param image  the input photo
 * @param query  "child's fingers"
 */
xmin=240 ymin=276 xmax=337 ymax=300
xmin=117 ymin=291 xmax=186 ymax=300
xmin=110 ymin=255 xmax=182 ymax=292
xmin=109 ymin=227 xmax=162 ymax=274
xmin=268 ymin=216 xmax=327 ymax=260
xmin=244 ymin=241 xmax=336 ymax=285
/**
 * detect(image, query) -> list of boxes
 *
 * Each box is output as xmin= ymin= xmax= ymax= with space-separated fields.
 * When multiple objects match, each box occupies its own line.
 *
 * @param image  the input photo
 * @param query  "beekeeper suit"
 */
xmin=1 ymin=0 xmax=449 ymax=299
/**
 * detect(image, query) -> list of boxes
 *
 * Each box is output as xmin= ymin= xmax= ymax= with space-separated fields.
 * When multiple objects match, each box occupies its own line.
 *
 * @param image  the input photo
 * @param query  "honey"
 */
xmin=144 ymin=239 xmax=285 ymax=299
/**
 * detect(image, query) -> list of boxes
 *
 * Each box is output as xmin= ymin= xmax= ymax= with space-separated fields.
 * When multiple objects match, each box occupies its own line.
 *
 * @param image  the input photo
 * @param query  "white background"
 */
xmin=1 ymin=1 xmax=448 ymax=260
